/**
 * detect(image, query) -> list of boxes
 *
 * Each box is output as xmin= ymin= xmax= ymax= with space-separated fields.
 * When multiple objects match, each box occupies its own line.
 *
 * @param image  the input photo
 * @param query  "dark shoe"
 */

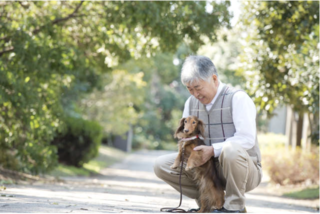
xmin=188 ymin=208 xmax=200 ymax=213
xmin=211 ymin=207 xmax=247 ymax=213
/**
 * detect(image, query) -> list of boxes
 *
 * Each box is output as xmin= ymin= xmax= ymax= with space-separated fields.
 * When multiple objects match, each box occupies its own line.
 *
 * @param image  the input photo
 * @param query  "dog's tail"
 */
xmin=210 ymin=158 xmax=226 ymax=191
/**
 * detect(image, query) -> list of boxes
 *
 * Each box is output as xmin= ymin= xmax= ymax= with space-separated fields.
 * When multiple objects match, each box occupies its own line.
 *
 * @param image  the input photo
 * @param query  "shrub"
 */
xmin=262 ymin=146 xmax=319 ymax=185
xmin=0 ymin=109 xmax=59 ymax=174
xmin=0 ymin=149 xmax=20 ymax=171
xmin=51 ymin=117 xmax=103 ymax=167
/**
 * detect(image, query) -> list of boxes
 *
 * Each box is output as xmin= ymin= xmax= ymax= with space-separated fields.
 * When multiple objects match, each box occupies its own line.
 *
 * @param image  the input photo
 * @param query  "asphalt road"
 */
xmin=0 ymin=150 xmax=318 ymax=213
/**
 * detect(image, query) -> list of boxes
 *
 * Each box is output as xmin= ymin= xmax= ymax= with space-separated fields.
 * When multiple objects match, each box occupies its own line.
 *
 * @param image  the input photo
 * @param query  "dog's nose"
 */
xmin=184 ymin=129 xmax=189 ymax=133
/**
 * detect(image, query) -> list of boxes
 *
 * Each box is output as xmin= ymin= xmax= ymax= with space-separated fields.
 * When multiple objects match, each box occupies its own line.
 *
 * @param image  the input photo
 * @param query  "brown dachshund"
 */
xmin=171 ymin=116 xmax=225 ymax=213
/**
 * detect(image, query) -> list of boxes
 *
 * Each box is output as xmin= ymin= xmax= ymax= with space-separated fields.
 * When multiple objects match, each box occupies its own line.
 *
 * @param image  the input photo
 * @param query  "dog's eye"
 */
xmin=184 ymin=120 xmax=187 ymax=123
xmin=193 ymin=121 xmax=196 ymax=124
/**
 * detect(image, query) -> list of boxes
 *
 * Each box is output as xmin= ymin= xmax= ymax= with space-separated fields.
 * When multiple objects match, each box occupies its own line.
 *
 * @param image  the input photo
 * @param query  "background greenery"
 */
xmin=0 ymin=1 xmax=231 ymax=174
xmin=238 ymin=1 xmax=319 ymax=146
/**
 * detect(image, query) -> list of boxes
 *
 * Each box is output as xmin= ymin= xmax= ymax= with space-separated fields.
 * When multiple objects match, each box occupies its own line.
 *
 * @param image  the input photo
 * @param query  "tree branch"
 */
xmin=0 ymin=1 xmax=84 ymax=57
xmin=32 ymin=1 xmax=84 ymax=34
xmin=0 ymin=47 xmax=14 ymax=57
xmin=18 ymin=1 xmax=30 ymax=9
xmin=0 ymin=35 xmax=11 ymax=44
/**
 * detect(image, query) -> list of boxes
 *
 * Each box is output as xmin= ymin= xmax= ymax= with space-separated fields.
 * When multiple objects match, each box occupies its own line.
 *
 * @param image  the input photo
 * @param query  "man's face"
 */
xmin=186 ymin=75 xmax=219 ymax=105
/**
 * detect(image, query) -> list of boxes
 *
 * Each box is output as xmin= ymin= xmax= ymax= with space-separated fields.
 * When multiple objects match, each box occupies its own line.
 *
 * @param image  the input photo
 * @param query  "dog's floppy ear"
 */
xmin=197 ymin=119 xmax=205 ymax=138
xmin=174 ymin=118 xmax=185 ymax=138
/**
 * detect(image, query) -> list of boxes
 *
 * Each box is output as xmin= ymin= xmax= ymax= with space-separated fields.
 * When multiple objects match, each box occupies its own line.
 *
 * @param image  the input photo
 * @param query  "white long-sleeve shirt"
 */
xmin=182 ymin=82 xmax=256 ymax=158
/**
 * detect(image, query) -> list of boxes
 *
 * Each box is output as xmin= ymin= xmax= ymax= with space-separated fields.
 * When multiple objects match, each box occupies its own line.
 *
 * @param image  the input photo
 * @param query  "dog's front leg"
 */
xmin=185 ymin=150 xmax=203 ymax=171
xmin=170 ymin=153 xmax=181 ymax=169
xmin=170 ymin=142 xmax=183 ymax=169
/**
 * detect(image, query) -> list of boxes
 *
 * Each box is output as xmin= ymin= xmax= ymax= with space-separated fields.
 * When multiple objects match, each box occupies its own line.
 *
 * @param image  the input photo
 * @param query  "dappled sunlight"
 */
xmin=245 ymin=193 xmax=319 ymax=213
xmin=4 ymin=181 xmax=196 ymax=213
xmin=2 ymin=150 xmax=318 ymax=213
xmin=98 ymin=145 xmax=126 ymax=157
xmin=99 ymin=169 xmax=164 ymax=184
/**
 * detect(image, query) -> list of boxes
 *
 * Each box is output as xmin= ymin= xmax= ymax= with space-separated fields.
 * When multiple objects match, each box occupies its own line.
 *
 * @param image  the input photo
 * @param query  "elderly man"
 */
xmin=154 ymin=55 xmax=262 ymax=213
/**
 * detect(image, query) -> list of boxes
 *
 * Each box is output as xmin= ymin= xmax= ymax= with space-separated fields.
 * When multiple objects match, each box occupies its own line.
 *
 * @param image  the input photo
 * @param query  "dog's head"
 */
xmin=174 ymin=116 xmax=205 ymax=139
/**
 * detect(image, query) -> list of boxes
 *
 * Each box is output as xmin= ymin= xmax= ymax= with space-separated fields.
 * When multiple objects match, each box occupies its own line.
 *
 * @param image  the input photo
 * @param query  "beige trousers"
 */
xmin=153 ymin=142 xmax=262 ymax=210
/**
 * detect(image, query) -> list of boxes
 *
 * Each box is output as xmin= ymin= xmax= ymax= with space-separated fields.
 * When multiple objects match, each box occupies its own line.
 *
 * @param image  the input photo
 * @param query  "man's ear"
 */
xmin=174 ymin=118 xmax=185 ymax=138
xmin=197 ymin=119 xmax=205 ymax=138
xmin=212 ymin=74 xmax=218 ymax=83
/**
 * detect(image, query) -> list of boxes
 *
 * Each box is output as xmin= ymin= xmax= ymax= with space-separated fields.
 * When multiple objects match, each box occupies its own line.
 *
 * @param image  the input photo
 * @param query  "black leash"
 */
xmin=160 ymin=148 xmax=188 ymax=213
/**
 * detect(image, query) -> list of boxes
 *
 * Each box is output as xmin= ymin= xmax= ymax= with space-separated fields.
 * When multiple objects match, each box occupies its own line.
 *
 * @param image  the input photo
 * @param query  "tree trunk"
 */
xmin=291 ymin=111 xmax=297 ymax=150
xmin=285 ymin=105 xmax=293 ymax=148
xmin=302 ymin=113 xmax=311 ymax=151
xmin=127 ymin=124 xmax=133 ymax=153
xmin=296 ymin=111 xmax=304 ymax=147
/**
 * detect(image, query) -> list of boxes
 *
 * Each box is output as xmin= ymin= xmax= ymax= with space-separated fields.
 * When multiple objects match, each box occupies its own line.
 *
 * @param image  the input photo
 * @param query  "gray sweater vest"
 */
xmin=188 ymin=85 xmax=262 ymax=167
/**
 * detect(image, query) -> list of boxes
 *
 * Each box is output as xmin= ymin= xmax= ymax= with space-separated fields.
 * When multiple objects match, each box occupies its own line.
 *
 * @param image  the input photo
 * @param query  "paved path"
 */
xmin=0 ymin=150 xmax=319 ymax=213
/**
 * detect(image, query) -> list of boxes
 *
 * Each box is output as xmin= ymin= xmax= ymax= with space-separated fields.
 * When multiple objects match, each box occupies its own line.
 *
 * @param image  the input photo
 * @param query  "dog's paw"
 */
xmin=185 ymin=166 xmax=193 ymax=171
xmin=185 ymin=163 xmax=195 ymax=171
xmin=170 ymin=164 xmax=178 ymax=169
xmin=197 ymin=208 xmax=205 ymax=213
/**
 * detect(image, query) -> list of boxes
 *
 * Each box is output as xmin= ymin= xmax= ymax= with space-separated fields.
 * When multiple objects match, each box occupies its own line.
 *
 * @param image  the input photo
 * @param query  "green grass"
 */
xmin=49 ymin=145 xmax=127 ymax=177
xmin=283 ymin=186 xmax=319 ymax=199
xmin=49 ymin=164 xmax=92 ymax=177
xmin=0 ymin=180 xmax=14 ymax=185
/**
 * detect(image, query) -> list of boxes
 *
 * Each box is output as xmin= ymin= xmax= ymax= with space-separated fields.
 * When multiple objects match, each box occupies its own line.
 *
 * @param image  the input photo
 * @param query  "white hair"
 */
xmin=181 ymin=55 xmax=218 ymax=85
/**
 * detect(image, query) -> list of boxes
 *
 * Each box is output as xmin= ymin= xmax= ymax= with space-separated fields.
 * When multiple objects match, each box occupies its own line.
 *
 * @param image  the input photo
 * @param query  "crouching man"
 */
xmin=154 ymin=55 xmax=262 ymax=213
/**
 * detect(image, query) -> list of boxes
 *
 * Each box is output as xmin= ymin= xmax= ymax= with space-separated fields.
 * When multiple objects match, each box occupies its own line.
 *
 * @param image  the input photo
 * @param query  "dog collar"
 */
xmin=180 ymin=135 xmax=204 ymax=142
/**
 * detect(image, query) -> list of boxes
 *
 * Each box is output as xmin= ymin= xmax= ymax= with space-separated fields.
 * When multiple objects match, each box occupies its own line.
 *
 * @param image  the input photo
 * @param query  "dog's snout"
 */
xmin=184 ymin=129 xmax=189 ymax=133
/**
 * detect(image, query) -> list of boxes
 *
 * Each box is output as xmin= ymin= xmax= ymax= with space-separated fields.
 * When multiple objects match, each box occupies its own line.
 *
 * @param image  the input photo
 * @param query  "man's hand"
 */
xmin=193 ymin=145 xmax=215 ymax=167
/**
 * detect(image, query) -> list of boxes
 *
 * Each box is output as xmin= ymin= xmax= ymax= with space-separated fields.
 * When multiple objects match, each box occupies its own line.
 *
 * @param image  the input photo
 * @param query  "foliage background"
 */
xmin=0 ymin=1 xmax=318 ymax=190
xmin=0 ymin=1 xmax=231 ymax=173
